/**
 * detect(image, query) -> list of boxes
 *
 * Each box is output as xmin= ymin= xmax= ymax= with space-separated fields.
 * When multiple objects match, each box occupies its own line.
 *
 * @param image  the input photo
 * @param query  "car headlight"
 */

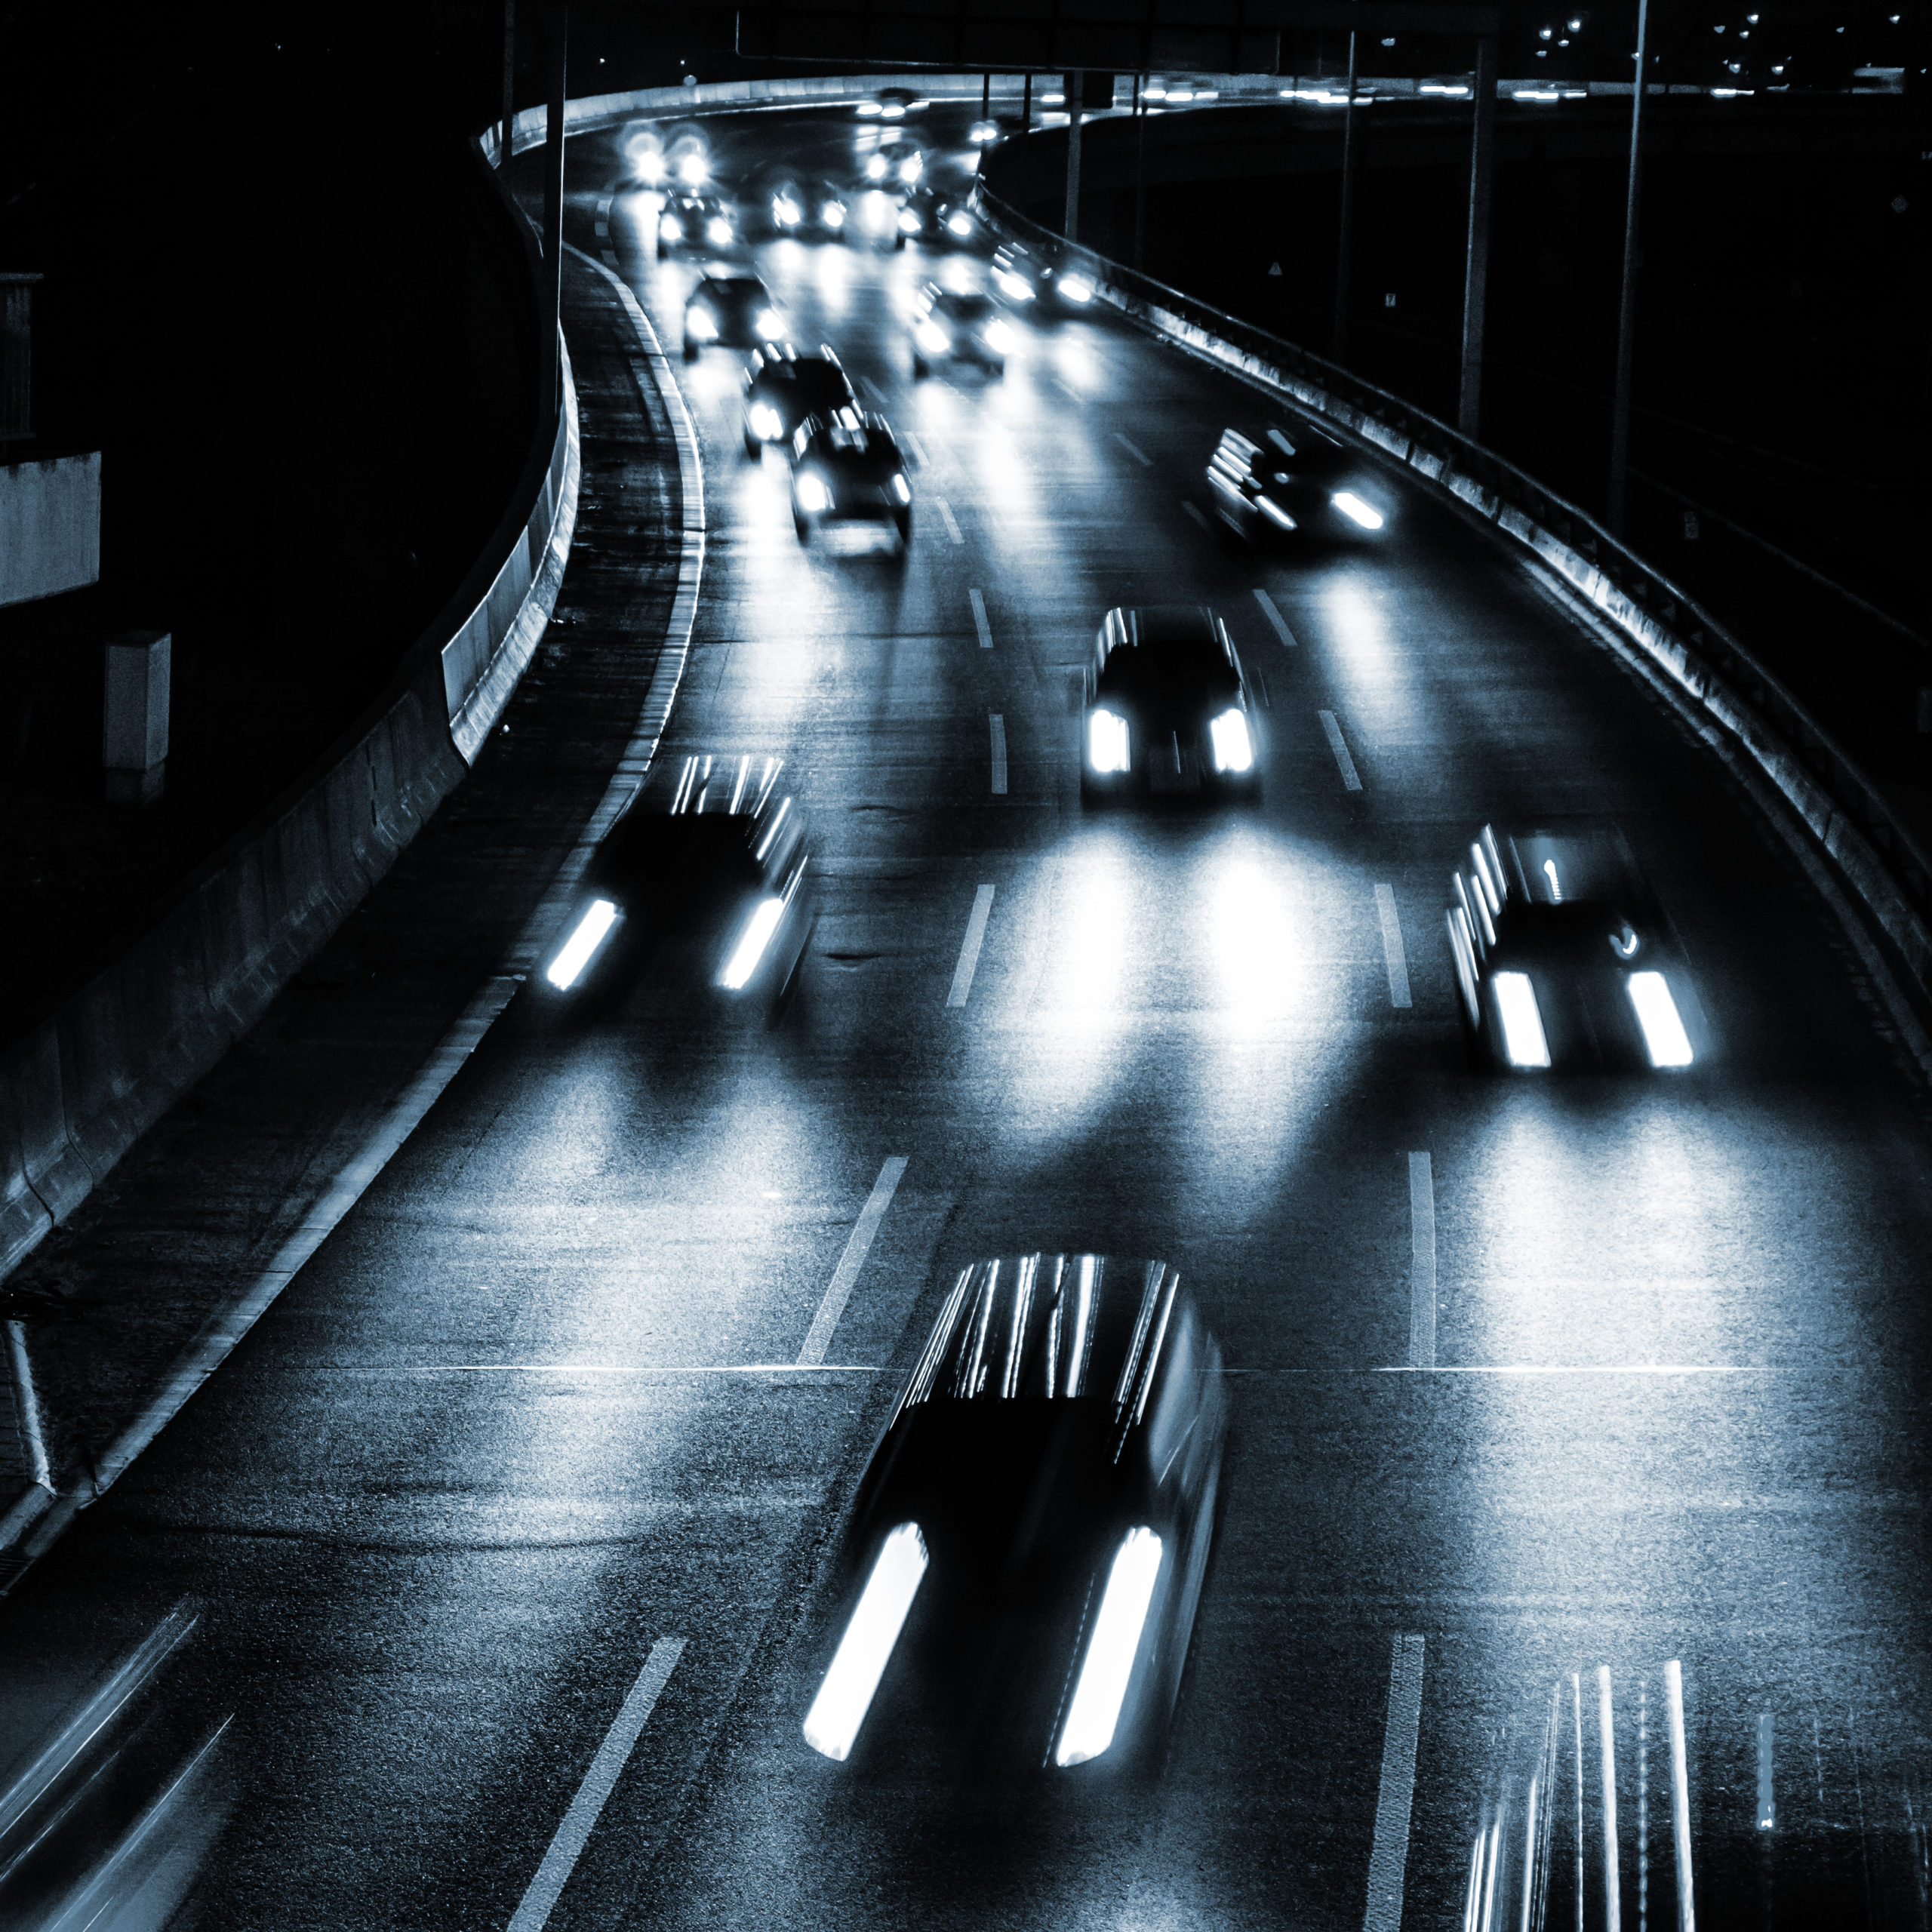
xmin=995 ymin=269 xmax=1034 ymax=302
xmin=1208 ymin=707 xmax=1254 ymax=774
xmin=1491 ymin=971 xmax=1551 ymax=1068
xmin=685 ymin=306 xmax=718 ymax=340
xmin=822 ymin=200 xmax=845 ymax=227
xmin=1059 ymin=272 xmax=1095 ymax=304
xmin=915 ymin=320 xmax=950 ymax=354
xmin=946 ymin=211 xmax=974 ymax=238
xmin=660 ymin=215 xmax=684 ymax=242
xmin=749 ymin=404 xmax=784 ymax=441
xmin=982 ymin=318 xmax=1014 ymax=352
xmin=1088 ymin=708 xmax=1131 ymax=774
xmin=1626 ymin=971 xmax=1694 ymax=1067
xmin=706 ymin=216 xmax=734 ymax=247
xmin=889 ymin=472 xmax=911 ymax=504
xmin=773 ymin=195 xmax=801 ymax=226
xmin=677 ymin=154 xmax=708 ymax=187
xmin=1056 ymin=1527 xmax=1163 ymax=1767
xmin=720 ymin=894 xmax=786 ymax=990
xmin=1257 ymin=494 xmax=1297 ymax=530
xmin=969 ymin=118 xmax=998 ymax=144
xmin=900 ymin=154 xmax=924 ymax=181
xmin=795 ymin=472 xmax=832 ymax=513
xmin=898 ymin=208 xmax=921 ymax=235
xmin=865 ymin=155 xmax=888 ymax=181
xmin=546 ymin=899 xmax=620 ymax=990
xmin=1331 ymin=489 xmax=1385 ymax=530
xmin=755 ymin=309 xmax=783 ymax=338
xmin=803 ymin=1522 xmax=928 ymax=1762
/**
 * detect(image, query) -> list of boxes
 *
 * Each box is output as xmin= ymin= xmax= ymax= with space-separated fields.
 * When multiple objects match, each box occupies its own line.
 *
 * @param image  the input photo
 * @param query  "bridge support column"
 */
xmin=1608 ymin=0 xmax=1654 ymax=534
xmin=500 ymin=0 xmax=516 ymax=165
xmin=541 ymin=0 xmax=568 ymax=417
xmin=1457 ymin=35 xmax=1497 ymax=437
xmin=1331 ymin=29 xmax=1361 ymax=365
xmin=1063 ymin=71 xmax=1084 ymax=242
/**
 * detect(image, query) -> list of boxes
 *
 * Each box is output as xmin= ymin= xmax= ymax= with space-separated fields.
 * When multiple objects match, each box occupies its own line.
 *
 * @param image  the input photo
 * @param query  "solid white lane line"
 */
xmin=1666 ymin=1661 xmax=1696 ymax=1932
xmin=1598 ymin=1667 xmax=1622 ymax=1932
xmin=507 ymin=1638 xmax=686 ymax=1932
xmin=1182 ymin=500 xmax=1211 ymax=530
xmin=946 ymin=884 xmax=996 ymax=1009
xmin=1757 ymin=1709 xmax=1776 ymax=1831
xmin=1254 ymin=587 xmax=1300 ymax=648
xmin=1318 ymin=709 xmax=1363 ymax=791
xmin=1371 ymin=1364 xmax=1776 ymax=1375
xmin=1113 ymin=432 xmax=1152 ymax=467
xmin=903 ymin=431 xmax=929 ymax=466
xmin=1407 ymin=1153 xmax=1435 ymax=1370
xmin=1362 ymin=1633 xmax=1426 ymax=1932
xmin=969 ymin=587 xmax=993 ymax=650
xmin=383 ymin=1364 xmax=880 ymax=1375
xmin=989 ymin=713 xmax=1008 ymax=794
xmin=934 ymin=496 xmax=964 ymax=545
xmin=860 ymin=375 xmax=891 ymax=407
xmin=1374 ymin=884 xmax=1412 ymax=1010
xmin=798 ymin=1158 xmax=911 ymax=1365
xmin=5 ymin=1321 xmax=49 ymax=1494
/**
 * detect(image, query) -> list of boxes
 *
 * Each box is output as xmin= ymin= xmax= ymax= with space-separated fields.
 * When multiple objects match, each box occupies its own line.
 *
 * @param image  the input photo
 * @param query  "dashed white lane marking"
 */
xmin=969 ymin=587 xmax=993 ymax=650
xmin=989 ymin=713 xmax=1008 ymax=795
xmin=1318 ymin=709 xmax=1363 ymax=791
xmin=1254 ymin=587 xmax=1299 ymax=648
xmin=1112 ymin=431 xmax=1152 ymax=467
xmin=798 ymin=1158 xmax=911 ymax=1365
xmin=903 ymin=430 xmax=929 ymax=466
xmin=1596 ymin=1666 xmax=1622 ymax=1929
xmin=1407 ymin=1153 xmax=1435 ymax=1371
xmin=1182 ymin=500 xmax=1211 ymax=531
xmin=508 ymin=1637 xmax=687 ymax=1932
xmin=1052 ymin=376 xmax=1082 ymax=404
xmin=1374 ymin=884 xmax=1412 ymax=1010
xmin=934 ymin=496 xmax=964 ymax=545
xmin=1666 ymin=1660 xmax=1697 ymax=1927
xmin=1362 ymin=1634 xmax=1426 ymax=1932
xmin=947 ymin=884 xmax=996 ymax=1008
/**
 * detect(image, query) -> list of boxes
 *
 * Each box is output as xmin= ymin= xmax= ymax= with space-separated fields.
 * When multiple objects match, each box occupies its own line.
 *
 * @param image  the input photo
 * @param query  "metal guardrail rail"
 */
xmin=973 ymin=178 xmax=1932 ymax=1011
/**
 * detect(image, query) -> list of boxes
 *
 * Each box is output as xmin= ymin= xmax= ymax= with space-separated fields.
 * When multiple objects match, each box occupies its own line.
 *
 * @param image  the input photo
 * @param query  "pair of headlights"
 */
xmin=1490 ymin=969 xmax=1693 ymax=1068
xmin=543 ymin=893 xmax=786 ymax=993
xmin=1087 ymin=708 xmax=1254 ymax=776
xmin=795 ymin=472 xmax=911 ymax=513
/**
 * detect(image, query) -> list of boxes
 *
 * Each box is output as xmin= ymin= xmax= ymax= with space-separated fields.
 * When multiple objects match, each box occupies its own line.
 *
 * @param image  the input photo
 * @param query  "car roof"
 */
xmin=1100 ymin=605 xmax=1230 ymax=662
xmin=750 ymin=341 xmax=843 ymax=373
xmin=801 ymin=407 xmax=898 ymax=451
xmin=700 ymin=272 xmax=767 ymax=294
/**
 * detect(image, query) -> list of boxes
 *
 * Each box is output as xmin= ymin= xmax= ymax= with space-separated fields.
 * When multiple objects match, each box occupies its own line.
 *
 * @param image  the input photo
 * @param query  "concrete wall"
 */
xmin=0 ymin=149 xmax=580 ymax=1281
xmin=0 ymin=452 xmax=100 ymax=608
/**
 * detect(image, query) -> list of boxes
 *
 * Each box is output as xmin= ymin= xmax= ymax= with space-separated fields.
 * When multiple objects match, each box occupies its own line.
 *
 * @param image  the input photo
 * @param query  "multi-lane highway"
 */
xmin=2 ymin=99 xmax=1928 ymax=1930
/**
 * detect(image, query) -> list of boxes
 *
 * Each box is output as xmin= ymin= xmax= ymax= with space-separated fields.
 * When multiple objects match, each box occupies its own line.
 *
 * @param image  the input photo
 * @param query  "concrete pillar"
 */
xmin=1 ymin=272 xmax=40 ymax=454
xmin=1063 ymin=71 xmax=1084 ymax=241
xmin=1607 ymin=0 xmax=1654 ymax=535
xmin=500 ymin=0 xmax=517 ymax=165
xmin=1331 ymin=31 xmax=1361 ymax=365
xmin=1022 ymin=72 xmax=1032 ymax=129
xmin=103 ymin=631 xmax=170 ymax=805
xmin=1134 ymin=73 xmax=1147 ymax=272
xmin=541 ymin=0 xmax=568 ymax=418
xmin=1457 ymin=35 xmax=1498 ymax=438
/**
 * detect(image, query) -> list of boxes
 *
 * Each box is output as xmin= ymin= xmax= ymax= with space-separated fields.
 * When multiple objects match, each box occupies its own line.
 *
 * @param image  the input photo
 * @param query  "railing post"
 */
xmin=1457 ymin=35 xmax=1497 ymax=438
xmin=1331 ymin=25 xmax=1361 ymax=365
xmin=1607 ymin=0 xmax=1654 ymax=535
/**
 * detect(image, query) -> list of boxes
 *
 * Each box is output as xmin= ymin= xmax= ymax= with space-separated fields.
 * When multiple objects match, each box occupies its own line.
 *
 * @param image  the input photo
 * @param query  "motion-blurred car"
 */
xmin=657 ymin=192 xmax=735 ymax=259
xmin=1081 ymin=605 xmax=1261 ymax=803
xmin=742 ymin=343 xmax=857 ymax=460
xmin=910 ymin=285 xmax=1013 ymax=377
xmin=769 ymin=179 xmax=849 ymax=240
xmin=683 ymin=272 xmax=786 ymax=359
xmin=1445 ymin=823 xmax=1701 ymax=1071
xmin=790 ymin=408 xmax=912 ymax=546
xmin=801 ymin=1254 xmax=1226 ymax=1777
xmin=991 ymin=242 xmax=1096 ymax=313
xmin=1206 ymin=425 xmax=1389 ymax=543
xmin=540 ymin=754 xmax=812 ymax=1014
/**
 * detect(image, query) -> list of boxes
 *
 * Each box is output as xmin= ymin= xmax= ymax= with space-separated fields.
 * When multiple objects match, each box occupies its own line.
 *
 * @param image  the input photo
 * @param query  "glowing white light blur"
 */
xmin=983 ymin=318 xmax=1015 ymax=352
xmin=795 ymin=473 xmax=832 ymax=513
xmin=968 ymin=118 xmax=998 ymax=144
xmin=755 ymin=309 xmax=783 ymax=338
xmin=721 ymin=896 xmax=786 ymax=990
xmin=855 ymin=100 xmax=881 ymax=116
xmin=915 ymin=319 xmax=951 ymax=353
xmin=1493 ymin=971 xmax=1552 ymax=1069
xmin=899 ymin=152 xmax=924 ymax=182
xmin=677 ymin=152 xmax=708 ymax=186
xmin=772 ymin=193 xmax=801 ymax=226
xmin=1257 ymin=495 xmax=1297 ymax=529
xmin=947 ymin=211 xmax=974 ymax=238
xmin=995 ymin=269 xmax=1034 ymax=301
xmin=749 ymin=404 xmax=783 ymax=441
xmin=803 ymin=1522 xmax=928 ymax=1761
xmin=706 ymin=215 xmax=734 ymax=247
xmin=1331 ymin=490 xmax=1385 ymax=529
xmin=634 ymin=151 xmax=665 ymax=186
xmin=881 ymin=101 xmax=905 ymax=119
xmin=1060 ymin=273 xmax=1095 ymax=304
xmin=660 ymin=215 xmax=684 ymax=242
xmin=1626 ymin=971 xmax=1694 ymax=1067
xmin=546 ymin=900 xmax=619 ymax=989
xmin=1209 ymin=708 xmax=1254 ymax=774
xmin=865 ymin=154 xmax=889 ymax=180
xmin=889 ymin=472 xmax=911 ymax=503
xmin=685 ymin=306 xmax=718 ymax=340
xmin=898 ymin=208 xmax=921 ymax=234
xmin=822 ymin=200 xmax=846 ymax=227
xmin=1056 ymin=1527 xmax=1163 ymax=1767
xmin=1088 ymin=709 xmax=1131 ymax=773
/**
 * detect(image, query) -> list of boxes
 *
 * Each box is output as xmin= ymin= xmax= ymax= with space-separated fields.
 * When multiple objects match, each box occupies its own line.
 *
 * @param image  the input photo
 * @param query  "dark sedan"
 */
xmin=990 ymin=242 xmax=1096 ymax=314
xmin=802 ymin=1254 xmax=1226 ymax=1778
xmin=790 ymin=409 xmax=912 ymax=546
xmin=1206 ymin=423 xmax=1389 ymax=543
xmin=910 ymin=286 xmax=1014 ymax=378
xmin=657 ymin=192 xmax=735 ymax=259
xmin=1446 ymin=822 xmax=1703 ymax=1071
xmin=539 ymin=754 xmax=812 ymax=1015
xmin=742 ymin=343 xmax=857 ymax=460
xmin=1081 ymin=605 xmax=1261 ymax=803
xmin=683 ymin=272 xmax=785 ymax=360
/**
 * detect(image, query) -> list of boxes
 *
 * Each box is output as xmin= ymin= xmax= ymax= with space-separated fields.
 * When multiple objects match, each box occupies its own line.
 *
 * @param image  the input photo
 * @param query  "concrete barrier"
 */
xmin=0 ymin=144 xmax=580 ymax=1282
xmin=0 ymin=451 xmax=100 ymax=608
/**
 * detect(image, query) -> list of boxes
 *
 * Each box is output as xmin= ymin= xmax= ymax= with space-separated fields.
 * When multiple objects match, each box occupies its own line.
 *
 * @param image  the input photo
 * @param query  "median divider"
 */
xmin=0 ymin=137 xmax=581 ymax=1283
xmin=970 ymin=182 xmax=1932 ymax=1067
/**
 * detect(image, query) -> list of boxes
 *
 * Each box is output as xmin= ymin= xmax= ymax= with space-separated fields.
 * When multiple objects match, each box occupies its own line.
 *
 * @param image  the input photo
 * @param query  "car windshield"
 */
xmin=937 ymin=294 xmax=993 ymax=320
xmin=813 ymin=428 xmax=901 ymax=479
xmin=706 ymin=280 xmax=766 ymax=306
xmin=760 ymin=363 xmax=851 ymax=414
xmin=1097 ymin=629 xmax=1238 ymax=706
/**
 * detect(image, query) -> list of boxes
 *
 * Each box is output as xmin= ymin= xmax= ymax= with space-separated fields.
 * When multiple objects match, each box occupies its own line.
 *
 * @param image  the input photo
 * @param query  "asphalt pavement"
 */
xmin=1 ymin=103 xmax=1927 ymax=1932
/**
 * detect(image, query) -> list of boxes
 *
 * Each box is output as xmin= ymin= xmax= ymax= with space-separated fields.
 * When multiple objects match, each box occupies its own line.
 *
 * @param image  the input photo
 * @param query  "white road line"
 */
xmin=1374 ymin=884 xmax=1412 ymax=1010
xmin=1182 ymin=500 xmax=1211 ymax=530
xmin=969 ymin=587 xmax=993 ymax=650
xmin=383 ymin=1363 xmax=881 ymax=1375
xmin=1053 ymin=376 xmax=1083 ymax=404
xmin=1363 ymin=1633 xmax=1426 ymax=1932
xmin=1665 ymin=1661 xmax=1696 ymax=1932
xmin=1112 ymin=431 xmax=1152 ymax=467
xmin=507 ymin=1638 xmax=686 ymax=1932
xmin=903 ymin=430 xmax=929 ymax=466
xmin=946 ymin=884 xmax=996 ymax=1008
xmin=935 ymin=496 xmax=964 ymax=545
xmin=1597 ymin=1667 xmax=1622 ymax=1932
xmin=859 ymin=375 xmax=891 ymax=407
xmin=1407 ymin=1153 xmax=1435 ymax=1370
xmin=1756 ymin=1709 xmax=1776 ymax=1831
xmin=1318 ymin=709 xmax=1363 ymax=791
xmin=797 ymin=1158 xmax=911 ymax=1365
xmin=989 ymin=713 xmax=1008 ymax=794
xmin=5 ymin=1322 xmax=49 ymax=1493
xmin=1254 ymin=587 xmax=1300 ymax=648
xmin=1373 ymin=1364 xmax=1776 ymax=1375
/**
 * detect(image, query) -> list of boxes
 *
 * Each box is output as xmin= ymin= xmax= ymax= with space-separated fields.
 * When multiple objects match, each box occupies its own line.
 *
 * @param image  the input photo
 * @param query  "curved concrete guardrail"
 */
xmin=969 ymin=180 xmax=1932 ymax=1061
xmin=0 ymin=141 xmax=580 ymax=1280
